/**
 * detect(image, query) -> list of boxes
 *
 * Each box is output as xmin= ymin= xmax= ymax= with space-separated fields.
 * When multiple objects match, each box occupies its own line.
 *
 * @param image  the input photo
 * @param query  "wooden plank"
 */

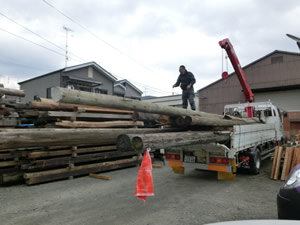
xmin=290 ymin=147 xmax=299 ymax=172
xmin=76 ymin=105 xmax=133 ymax=114
xmin=281 ymin=147 xmax=292 ymax=180
xmin=28 ymin=145 xmax=117 ymax=159
xmin=0 ymin=153 xmax=14 ymax=160
xmin=0 ymin=161 xmax=17 ymax=167
xmin=274 ymin=146 xmax=283 ymax=180
xmin=296 ymin=147 xmax=300 ymax=166
xmin=89 ymin=173 xmax=111 ymax=180
xmin=31 ymin=98 xmax=133 ymax=114
xmin=0 ymin=118 xmax=19 ymax=127
xmin=47 ymin=111 xmax=133 ymax=119
xmin=271 ymin=146 xmax=279 ymax=179
xmin=24 ymin=151 xmax=137 ymax=170
xmin=24 ymin=157 xmax=141 ymax=185
xmin=0 ymin=172 xmax=24 ymax=185
xmin=284 ymin=147 xmax=295 ymax=180
xmin=152 ymin=164 xmax=162 ymax=168
xmin=55 ymin=120 xmax=144 ymax=128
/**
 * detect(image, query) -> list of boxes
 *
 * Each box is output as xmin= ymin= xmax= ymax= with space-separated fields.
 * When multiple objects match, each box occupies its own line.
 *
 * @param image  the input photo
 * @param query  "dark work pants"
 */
xmin=182 ymin=88 xmax=196 ymax=110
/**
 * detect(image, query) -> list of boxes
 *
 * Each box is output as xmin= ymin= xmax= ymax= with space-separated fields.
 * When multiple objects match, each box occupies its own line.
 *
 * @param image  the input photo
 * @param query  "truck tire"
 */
xmin=249 ymin=148 xmax=261 ymax=175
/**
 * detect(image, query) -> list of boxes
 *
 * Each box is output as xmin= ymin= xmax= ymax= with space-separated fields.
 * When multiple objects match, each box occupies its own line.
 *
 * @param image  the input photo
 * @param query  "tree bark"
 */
xmin=116 ymin=131 xmax=230 ymax=152
xmin=0 ymin=87 xmax=25 ymax=97
xmin=30 ymin=98 xmax=133 ymax=114
xmin=0 ymin=128 xmax=178 ymax=150
xmin=51 ymin=87 xmax=225 ymax=119
xmin=176 ymin=115 xmax=259 ymax=127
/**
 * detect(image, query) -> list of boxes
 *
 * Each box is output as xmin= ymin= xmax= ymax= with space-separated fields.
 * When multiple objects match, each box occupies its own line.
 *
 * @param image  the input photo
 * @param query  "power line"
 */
xmin=0 ymin=11 xmax=86 ymax=63
xmin=42 ymin=0 xmax=173 ymax=95
xmin=0 ymin=27 xmax=67 ymax=57
xmin=42 ymin=0 xmax=156 ymax=74
xmin=0 ymin=58 xmax=51 ymax=72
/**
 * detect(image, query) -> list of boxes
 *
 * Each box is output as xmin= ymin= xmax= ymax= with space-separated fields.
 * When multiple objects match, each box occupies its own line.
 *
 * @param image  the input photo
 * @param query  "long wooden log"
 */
xmin=23 ymin=151 xmax=137 ymax=170
xmin=24 ymin=157 xmax=141 ymax=185
xmin=0 ymin=87 xmax=25 ymax=97
xmin=117 ymin=131 xmax=230 ymax=152
xmin=176 ymin=115 xmax=259 ymax=127
xmin=51 ymin=87 xmax=261 ymax=127
xmin=52 ymin=87 xmax=225 ymax=119
xmin=0 ymin=128 xmax=177 ymax=150
xmin=0 ymin=172 xmax=24 ymax=185
xmin=28 ymin=145 xmax=117 ymax=159
xmin=30 ymin=98 xmax=133 ymax=114
xmin=55 ymin=120 xmax=144 ymax=128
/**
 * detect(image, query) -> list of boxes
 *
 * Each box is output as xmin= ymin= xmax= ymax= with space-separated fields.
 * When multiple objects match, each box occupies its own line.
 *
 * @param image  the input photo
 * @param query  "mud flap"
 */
xmin=218 ymin=159 xmax=236 ymax=181
xmin=172 ymin=166 xmax=184 ymax=174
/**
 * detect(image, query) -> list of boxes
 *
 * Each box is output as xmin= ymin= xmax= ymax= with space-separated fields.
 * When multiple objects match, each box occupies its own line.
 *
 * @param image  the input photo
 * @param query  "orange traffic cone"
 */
xmin=135 ymin=149 xmax=154 ymax=202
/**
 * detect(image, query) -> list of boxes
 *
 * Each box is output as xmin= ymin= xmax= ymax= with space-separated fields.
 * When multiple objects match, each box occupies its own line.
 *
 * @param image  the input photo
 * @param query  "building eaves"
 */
xmin=64 ymin=62 xmax=117 ymax=81
xmin=114 ymin=83 xmax=126 ymax=90
xmin=18 ymin=61 xmax=117 ymax=85
xmin=18 ymin=68 xmax=64 ymax=85
xmin=116 ymin=79 xmax=143 ymax=94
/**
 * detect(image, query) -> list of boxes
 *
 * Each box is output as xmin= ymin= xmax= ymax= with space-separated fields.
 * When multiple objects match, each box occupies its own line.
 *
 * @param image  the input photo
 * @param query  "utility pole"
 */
xmin=63 ymin=26 xmax=73 ymax=67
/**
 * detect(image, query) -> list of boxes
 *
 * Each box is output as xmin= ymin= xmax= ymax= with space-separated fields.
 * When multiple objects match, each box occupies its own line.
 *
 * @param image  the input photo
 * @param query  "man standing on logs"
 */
xmin=172 ymin=65 xmax=196 ymax=110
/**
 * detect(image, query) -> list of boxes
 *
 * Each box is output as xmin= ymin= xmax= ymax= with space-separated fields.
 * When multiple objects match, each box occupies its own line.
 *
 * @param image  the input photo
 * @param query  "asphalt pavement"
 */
xmin=0 ymin=160 xmax=283 ymax=225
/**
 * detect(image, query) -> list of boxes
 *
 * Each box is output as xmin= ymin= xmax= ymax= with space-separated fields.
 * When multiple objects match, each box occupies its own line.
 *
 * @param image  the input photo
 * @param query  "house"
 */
xmin=18 ymin=62 xmax=142 ymax=102
xmin=114 ymin=79 xmax=143 ymax=99
xmin=197 ymin=50 xmax=300 ymax=138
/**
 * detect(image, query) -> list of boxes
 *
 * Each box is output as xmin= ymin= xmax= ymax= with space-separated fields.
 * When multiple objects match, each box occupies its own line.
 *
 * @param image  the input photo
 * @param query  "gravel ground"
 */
xmin=0 ymin=160 xmax=283 ymax=225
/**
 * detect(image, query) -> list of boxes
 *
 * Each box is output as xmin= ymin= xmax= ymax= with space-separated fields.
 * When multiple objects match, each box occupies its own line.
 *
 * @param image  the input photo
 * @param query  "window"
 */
xmin=271 ymin=56 xmax=283 ymax=64
xmin=46 ymin=87 xmax=52 ymax=99
xmin=88 ymin=67 xmax=93 ymax=78
xmin=79 ymin=87 xmax=92 ymax=92
xmin=95 ymin=88 xmax=108 ymax=94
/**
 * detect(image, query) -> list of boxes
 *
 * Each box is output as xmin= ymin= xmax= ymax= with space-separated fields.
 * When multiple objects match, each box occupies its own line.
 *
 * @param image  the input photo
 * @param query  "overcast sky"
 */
xmin=0 ymin=0 xmax=299 ymax=95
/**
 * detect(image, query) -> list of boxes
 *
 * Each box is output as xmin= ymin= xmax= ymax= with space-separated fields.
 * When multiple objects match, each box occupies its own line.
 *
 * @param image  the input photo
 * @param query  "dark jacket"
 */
xmin=174 ymin=71 xmax=196 ymax=90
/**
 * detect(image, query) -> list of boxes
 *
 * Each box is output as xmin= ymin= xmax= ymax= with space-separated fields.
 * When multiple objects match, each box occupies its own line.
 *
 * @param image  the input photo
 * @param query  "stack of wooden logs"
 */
xmin=0 ymin=85 xmax=168 ymax=185
xmin=22 ymin=98 xmax=146 ymax=128
xmin=0 ymin=85 xmax=26 ymax=127
xmin=270 ymin=144 xmax=300 ymax=180
xmin=0 ymin=86 xmax=263 ymax=185
xmin=0 ymin=127 xmax=173 ymax=185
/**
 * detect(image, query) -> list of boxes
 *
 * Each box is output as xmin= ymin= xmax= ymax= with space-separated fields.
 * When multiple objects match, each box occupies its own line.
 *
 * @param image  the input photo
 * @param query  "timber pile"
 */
xmin=0 ymin=85 xmax=26 ymax=127
xmin=270 ymin=144 xmax=300 ymax=180
xmin=20 ymin=98 xmax=145 ymax=128
xmin=0 ymin=143 xmax=141 ymax=185
xmin=0 ymin=86 xmax=264 ymax=185
xmin=50 ymin=87 xmax=262 ymax=154
xmin=0 ymin=127 xmax=171 ymax=185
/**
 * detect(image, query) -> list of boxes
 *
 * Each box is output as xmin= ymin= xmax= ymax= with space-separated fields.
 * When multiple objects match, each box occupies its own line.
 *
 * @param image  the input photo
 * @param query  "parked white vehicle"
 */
xmin=165 ymin=101 xmax=284 ymax=175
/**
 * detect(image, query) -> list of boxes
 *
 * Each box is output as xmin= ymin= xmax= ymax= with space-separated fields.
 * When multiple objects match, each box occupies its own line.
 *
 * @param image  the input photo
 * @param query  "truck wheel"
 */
xmin=249 ymin=148 xmax=261 ymax=175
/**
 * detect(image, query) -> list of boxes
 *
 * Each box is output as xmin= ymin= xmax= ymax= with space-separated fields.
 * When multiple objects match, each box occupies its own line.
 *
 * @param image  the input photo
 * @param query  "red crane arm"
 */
xmin=219 ymin=38 xmax=254 ymax=103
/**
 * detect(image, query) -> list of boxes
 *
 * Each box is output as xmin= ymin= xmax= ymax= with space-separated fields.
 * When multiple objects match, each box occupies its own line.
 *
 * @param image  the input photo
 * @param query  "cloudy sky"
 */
xmin=0 ymin=0 xmax=299 ymax=95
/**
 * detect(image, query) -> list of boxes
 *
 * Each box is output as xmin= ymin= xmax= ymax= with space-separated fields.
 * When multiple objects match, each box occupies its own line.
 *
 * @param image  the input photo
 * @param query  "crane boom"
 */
xmin=219 ymin=38 xmax=254 ymax=103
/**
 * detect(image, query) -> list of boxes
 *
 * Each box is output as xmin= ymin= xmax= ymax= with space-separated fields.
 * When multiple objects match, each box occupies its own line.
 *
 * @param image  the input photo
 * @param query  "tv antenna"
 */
xmin=286 ymin=34 xmax=300 ymax=50
xmin=63 ymin=26 xmax=73 ymax=67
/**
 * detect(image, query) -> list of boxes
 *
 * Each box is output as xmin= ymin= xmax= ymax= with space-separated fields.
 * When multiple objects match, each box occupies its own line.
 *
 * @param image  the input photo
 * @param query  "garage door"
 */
xmin=254 ymin=89 xmax=300 ymax=111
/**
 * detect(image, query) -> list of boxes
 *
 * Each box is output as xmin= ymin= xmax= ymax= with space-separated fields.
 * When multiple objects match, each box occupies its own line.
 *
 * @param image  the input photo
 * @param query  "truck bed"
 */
xmin=231 ymin=123 xmax=276 ymax=152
